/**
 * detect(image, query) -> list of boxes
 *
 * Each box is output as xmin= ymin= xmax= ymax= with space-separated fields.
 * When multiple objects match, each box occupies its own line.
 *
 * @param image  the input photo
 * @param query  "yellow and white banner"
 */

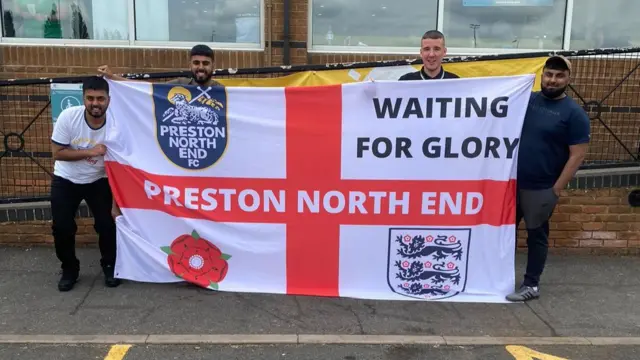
xmin=215 ymin=57 xmax=547 ymax=90
xmin=51 ymin=56 xmax=546 ymax=124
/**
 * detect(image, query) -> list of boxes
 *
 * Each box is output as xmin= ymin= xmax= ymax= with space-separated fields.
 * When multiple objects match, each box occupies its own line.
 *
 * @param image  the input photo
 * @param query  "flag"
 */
xmin=103 ymin=74 xmax=535 ymax=303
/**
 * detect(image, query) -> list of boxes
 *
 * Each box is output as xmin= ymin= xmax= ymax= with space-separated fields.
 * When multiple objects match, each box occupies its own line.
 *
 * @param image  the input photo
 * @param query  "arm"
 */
xmin=97 ymin=65 xmax=131 ymax=81
xmin=553 ymin=109 xmax=591 ymax=195
xmin=111 ymin=197 xmax=122 ymax=219
xmin=553 ymin=143 xmax=587 ymax=194
xmin=51 ymin=143 xmax=105 ymax=161
xmin=51 ymin=111 xmax=106 ymax=160
xmin=98 ymin=65 xmax=181 ymax=84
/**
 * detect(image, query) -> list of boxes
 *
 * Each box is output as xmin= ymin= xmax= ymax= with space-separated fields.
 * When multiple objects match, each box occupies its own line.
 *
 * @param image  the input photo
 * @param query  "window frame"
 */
xmin=0 ymin=0 xmax=265 ymax=51
xmin=307 ymin=0 xmax=576 ymax=55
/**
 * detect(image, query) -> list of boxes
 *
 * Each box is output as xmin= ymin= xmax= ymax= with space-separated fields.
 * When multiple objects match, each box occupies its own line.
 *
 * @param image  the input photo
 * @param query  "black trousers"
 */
xmin=50 ymin=175 xmax=116 ymax=272
xmin=515 ymin=187 xmax=559 ymax=288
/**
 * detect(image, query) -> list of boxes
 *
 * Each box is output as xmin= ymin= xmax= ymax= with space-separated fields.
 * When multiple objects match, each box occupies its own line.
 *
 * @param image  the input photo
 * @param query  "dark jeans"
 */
xmin=50 ymin=175 xmax=116 ymax=273
xmin=515 ymin=187 xmax=559 ymax=287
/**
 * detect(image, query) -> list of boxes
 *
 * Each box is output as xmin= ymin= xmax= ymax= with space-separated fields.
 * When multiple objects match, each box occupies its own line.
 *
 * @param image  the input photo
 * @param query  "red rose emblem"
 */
xmin=161 ymin=229 xmax=231 ymax=290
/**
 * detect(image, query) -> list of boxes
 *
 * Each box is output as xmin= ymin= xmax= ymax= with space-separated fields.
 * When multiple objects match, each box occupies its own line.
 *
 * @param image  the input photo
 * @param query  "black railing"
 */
xmin=1 ymin=47 xmax=640 ymax=204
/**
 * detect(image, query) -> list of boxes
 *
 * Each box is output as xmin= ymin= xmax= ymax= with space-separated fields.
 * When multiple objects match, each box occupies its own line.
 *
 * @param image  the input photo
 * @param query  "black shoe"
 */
xmin=58 ymin=270 xmax=79 ymax=292
xmin=102 ymin=265 xmax=121 ymax=288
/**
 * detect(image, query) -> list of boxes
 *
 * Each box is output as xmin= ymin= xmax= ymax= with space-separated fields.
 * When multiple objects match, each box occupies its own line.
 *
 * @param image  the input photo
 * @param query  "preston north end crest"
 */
xmin=387 ymin=228 xmax=471 ymax=300
xmin=153 ymin=84 xmax=227 ymax=170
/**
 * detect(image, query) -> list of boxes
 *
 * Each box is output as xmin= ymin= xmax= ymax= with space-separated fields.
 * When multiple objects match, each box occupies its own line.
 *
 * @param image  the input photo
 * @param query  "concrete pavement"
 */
xmin=2 ymin=247 xmax=639 ymax=337
xmin=1 ymin=246 xmax=639 ymax=359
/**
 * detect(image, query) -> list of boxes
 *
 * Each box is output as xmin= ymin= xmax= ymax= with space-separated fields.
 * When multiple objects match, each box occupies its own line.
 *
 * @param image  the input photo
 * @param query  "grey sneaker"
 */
xmin=506 ymin=285 xmax=540 ymax=302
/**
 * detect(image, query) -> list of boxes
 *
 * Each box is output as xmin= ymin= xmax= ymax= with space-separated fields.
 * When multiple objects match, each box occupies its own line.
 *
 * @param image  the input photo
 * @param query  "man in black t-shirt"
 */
xmin=399 ymin=30 xmax=459 ymax=81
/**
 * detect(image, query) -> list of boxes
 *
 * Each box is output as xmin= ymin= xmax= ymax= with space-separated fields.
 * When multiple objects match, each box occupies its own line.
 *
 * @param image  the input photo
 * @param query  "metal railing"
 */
xmin=1 ymin=47 xmax=639 ymax=203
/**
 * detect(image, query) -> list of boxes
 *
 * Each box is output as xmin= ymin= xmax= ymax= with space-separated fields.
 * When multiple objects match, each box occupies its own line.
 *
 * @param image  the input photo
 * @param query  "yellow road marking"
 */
xmin=506 ymin=345 xmax=569 ymax=360
xmin=104 ymin=344 xmax=132 ymax=360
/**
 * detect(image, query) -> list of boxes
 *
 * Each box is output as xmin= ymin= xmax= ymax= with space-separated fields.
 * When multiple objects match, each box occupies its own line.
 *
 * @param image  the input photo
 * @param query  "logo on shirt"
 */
xmin=152 ymin=84 xmax=227 ymax=170
xmin=74 ymin=141 xmax=100 ymax=166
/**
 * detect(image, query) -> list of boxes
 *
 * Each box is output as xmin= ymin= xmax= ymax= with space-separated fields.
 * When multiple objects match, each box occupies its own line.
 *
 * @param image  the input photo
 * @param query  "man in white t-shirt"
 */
xmin=50 ymin=76 xmax=120 ymax=291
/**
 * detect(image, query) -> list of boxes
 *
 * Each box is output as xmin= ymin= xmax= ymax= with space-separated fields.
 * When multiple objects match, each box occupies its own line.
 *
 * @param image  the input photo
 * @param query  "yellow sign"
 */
xmin=506 ymin=345 xmax=570 ymax=360
xmin=216 ymin=57 xmax=546 ymax=91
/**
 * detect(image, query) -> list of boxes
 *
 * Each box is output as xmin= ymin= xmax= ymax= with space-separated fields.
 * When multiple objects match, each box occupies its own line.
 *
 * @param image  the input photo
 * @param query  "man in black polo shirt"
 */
xmin=399 ymin=30 xmax=459 ymax=81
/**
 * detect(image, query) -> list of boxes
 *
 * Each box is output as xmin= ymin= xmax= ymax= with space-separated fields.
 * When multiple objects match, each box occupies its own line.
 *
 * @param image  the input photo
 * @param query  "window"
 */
xmin=570 ymin=0 xmax=637 ymax=49
xmin=134 ymin=0 xmax=261 ymax=44
xmin=442 ymin=0 xmax=567 ymax=50
xmin=1 ymin=0 xmax=129 ymax=40
xmin=0 ymin=0 xmax=264 ymax=48
xmin=310 ymin=0 xmax=438 ymax=48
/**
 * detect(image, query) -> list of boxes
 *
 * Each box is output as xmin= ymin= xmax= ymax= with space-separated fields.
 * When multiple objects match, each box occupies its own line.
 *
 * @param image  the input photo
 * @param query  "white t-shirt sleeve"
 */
xmin=51 ymin=110 xmax=71 ymax=146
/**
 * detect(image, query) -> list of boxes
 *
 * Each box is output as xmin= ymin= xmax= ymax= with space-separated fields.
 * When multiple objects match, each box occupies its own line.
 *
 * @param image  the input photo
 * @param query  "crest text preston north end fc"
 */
xmin=153 ymin=84 xmax=227 ymax=170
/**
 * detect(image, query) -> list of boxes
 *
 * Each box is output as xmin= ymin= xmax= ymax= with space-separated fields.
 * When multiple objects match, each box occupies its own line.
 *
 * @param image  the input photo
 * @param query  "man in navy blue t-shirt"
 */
xmin=506 ymin=55 xmax=590 ymax=302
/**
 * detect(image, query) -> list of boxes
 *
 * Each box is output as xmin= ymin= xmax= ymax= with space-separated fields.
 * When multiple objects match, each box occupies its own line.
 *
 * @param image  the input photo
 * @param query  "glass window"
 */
xmin=134 ymin=0 xmax=261 ymax=44
xmin=570 ymin=0 xmax=637 ymax=49
xmin=311 ymin=0 xmax=438 ymax=48
xmin=1 ymin=0 xmax=129 ymax=40
xmin=443 ymin=0 xmax=566 ymax=50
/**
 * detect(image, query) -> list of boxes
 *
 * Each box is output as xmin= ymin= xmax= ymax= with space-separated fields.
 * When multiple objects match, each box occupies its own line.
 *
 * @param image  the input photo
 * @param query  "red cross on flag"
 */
xmin=103 ymin=73 xmax=535 ymax=303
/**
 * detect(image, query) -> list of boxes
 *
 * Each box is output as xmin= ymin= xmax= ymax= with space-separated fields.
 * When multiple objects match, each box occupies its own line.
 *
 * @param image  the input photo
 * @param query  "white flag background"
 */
xmin=103 ymin=74 xmax=535 ymax=303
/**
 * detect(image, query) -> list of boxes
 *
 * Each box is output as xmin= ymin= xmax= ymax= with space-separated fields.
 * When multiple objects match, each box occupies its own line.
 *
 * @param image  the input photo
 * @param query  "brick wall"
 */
xmin=517 ymin=188 xmax=640 ymax=252
xmin=1 ymin=0 xmax=640 ymax=251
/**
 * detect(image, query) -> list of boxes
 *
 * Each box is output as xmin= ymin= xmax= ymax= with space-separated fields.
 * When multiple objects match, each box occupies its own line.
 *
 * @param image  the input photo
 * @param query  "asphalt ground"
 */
xmin=1 ymin=343 xmax=640 ymax=360
xmin=1 ymin=246 xmax=639 ymax=359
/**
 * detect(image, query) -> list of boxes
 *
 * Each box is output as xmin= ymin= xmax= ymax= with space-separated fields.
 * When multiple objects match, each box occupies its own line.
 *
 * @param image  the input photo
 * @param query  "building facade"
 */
xmin=0 ymin=0 xmax=637 ymax=78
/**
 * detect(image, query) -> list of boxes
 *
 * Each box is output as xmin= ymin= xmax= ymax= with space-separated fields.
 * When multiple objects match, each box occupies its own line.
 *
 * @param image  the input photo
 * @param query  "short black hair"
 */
xmin=191 ymin=44 xmax=214 ymax=59
xmin=422 ymin=30 xmax=445 ymax=44
xmin=82 ymin=76 xmax=109 ymax=94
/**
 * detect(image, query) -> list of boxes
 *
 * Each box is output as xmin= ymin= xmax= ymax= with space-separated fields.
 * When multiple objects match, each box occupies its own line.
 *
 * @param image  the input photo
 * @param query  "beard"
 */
xmin=87 ymin=106 xmax=106 ymax=118
xmin=192 ymin=70 xmax=212 ymax=85
xmin=541 ymin=85 xmax=566 ymax=99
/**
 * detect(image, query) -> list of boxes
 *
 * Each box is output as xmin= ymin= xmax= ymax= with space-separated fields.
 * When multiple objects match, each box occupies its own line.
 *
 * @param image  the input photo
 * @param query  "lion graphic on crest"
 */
xmin=162 ymin=93 xmax=219 ymax=126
